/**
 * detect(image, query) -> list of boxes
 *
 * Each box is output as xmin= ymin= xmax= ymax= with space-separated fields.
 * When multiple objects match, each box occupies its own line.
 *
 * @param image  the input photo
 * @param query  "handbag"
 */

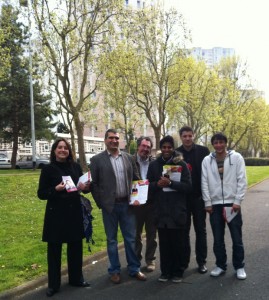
xmin=80 ymin=195 xmax=95 ymax=251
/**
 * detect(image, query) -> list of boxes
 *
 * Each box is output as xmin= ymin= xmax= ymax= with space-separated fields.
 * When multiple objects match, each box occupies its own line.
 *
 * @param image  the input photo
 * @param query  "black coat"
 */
xmin=147 ymin=154 xmax=192 ymax=229
xmin=37 ymin=161 xmax=84 ymax=243
xmin=176 ymin=144 xmax=209 ymax=197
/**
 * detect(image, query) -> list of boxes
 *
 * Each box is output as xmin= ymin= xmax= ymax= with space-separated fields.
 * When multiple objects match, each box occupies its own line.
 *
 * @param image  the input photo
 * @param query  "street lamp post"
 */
xmin=20 ymin=0 xmax=36 ymax=169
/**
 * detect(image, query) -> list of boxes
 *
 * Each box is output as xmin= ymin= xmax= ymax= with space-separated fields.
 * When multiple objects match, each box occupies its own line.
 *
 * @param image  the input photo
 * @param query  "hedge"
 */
xmin=244 ymin=157 xmax=269 ymax=166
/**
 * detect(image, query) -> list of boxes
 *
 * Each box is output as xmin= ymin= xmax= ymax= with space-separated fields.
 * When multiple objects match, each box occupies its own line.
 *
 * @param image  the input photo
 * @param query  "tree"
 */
xmin=0 ymin=25 xmax=10 ymax=84
xmin=0 ymin=4 xmax=56 ymax=168
xmin=99 ymin=43 xmax=144 ymax=152
xmin=238 ymin=98 xmax=269 ymax=157
xmin=210 ymin=57 xmax=258 ymax=149
xmin=101 ymin=6 xmax=190 ymax=149
xmin=31 ymin=0 xmax=122 ymax=170
xmin=167 ymin=57 xmax=220 ymax=144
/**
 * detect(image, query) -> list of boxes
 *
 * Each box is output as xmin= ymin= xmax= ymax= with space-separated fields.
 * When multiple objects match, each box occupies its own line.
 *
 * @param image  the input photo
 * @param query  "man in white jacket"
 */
xmin=201 ymin=132 xmax=247 ymax=280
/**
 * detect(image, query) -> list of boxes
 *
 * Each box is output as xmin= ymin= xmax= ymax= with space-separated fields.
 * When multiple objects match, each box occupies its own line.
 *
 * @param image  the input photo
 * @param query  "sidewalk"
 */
xmin=2 ymin=179 xmax=269 ymax=300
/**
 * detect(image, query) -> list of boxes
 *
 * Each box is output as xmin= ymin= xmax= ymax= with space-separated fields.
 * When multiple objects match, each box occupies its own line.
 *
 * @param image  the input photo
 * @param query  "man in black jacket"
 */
xmin=176 ymin=126 xmax=210 ymax=274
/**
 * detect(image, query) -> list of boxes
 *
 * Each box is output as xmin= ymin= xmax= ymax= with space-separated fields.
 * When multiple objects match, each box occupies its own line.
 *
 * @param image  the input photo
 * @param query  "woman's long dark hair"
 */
xmin=50 ymin=138 xmax=74 ymax=163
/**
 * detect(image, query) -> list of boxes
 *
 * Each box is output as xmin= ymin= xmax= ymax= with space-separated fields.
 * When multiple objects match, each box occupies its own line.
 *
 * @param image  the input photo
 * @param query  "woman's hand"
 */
xmin=55 ymin=181 xmax=65 ymax=192
xmin=78 ymin=181 xmax=91 ymax=192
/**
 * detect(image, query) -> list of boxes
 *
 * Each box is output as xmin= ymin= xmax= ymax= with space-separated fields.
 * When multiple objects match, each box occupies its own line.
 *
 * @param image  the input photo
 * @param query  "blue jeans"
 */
xmin=102 ymin=203 xmax=141 ymax=276
xmin=210 ymin=204 xmax=245 ymax=270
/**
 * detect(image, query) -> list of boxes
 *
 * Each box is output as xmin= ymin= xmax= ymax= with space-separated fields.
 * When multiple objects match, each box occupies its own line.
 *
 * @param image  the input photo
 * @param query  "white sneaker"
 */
xmin=236 ymin=268 xmax=247 ymax=280
xmin=210 ymin=266 xmax=225 ymax=277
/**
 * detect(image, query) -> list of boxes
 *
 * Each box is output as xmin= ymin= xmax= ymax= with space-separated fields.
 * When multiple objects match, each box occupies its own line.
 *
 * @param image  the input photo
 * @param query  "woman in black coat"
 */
xmin=37 ymin=138 xmax=90 ymax=297
xmin=147 ymin=136 xmax=191 ymax=283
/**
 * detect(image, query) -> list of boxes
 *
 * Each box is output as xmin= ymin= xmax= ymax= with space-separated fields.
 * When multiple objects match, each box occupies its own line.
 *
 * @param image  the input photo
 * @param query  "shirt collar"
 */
xmin=137 ymin=154 xmax=149 ymax=163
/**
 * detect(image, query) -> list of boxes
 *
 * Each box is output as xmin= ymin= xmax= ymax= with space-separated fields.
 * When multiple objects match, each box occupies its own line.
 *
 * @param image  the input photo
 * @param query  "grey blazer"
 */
xmin=90 ymin=150 xmax=139 ymax=213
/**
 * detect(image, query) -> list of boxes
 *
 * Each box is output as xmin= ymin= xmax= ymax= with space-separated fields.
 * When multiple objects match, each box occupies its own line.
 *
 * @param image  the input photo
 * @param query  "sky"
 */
xmin=163 ymin=0 xmax=269 ymax=101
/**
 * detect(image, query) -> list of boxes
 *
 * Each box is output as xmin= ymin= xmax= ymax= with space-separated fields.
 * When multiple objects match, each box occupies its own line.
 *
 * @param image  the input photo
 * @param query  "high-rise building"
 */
xmin=191 ymin=47 xmax=235 ymax=67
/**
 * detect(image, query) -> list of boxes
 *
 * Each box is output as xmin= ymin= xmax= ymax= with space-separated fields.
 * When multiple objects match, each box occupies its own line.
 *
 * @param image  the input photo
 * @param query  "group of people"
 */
xmin=37 ymin=126 xmax=247 ymax=297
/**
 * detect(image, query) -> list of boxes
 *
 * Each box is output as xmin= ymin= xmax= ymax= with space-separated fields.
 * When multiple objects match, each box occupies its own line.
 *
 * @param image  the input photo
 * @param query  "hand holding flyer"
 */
xmin=62 ymin=176 xmax=77 ymax=192
xmin=223 ymin=207 xmax=238 ymax=223
xmin=162 ymin=165 xmax=182 ymax=192
xmin=130 ymin=179 xmax=149 ymax=205
xmin=77 ymin=171 xmax=91 ymax=187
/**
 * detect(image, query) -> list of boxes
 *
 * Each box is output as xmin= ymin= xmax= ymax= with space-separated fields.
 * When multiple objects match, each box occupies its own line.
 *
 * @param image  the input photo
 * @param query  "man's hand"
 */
xmin=157 ymin=176 xmax=171 ymax=188
xmin=205 ymin=206 xmax=213 ymax=214
xmin=232 ymin=204 xmax=241 ymax=213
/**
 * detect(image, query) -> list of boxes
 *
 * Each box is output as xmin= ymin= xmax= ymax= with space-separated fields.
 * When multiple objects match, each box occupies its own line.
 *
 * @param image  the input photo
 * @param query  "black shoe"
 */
xmin=198 ymin=264 xmax=208 ymax=274
xmin=69 ymin=281 xmax=90 ymax=287
xmin=46 ymin=288 xmax=58 ymax=297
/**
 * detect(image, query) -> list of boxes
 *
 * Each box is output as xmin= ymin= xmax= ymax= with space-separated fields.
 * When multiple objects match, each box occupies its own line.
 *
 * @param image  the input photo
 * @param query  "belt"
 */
xmin=115 ymin=196 xmax=128 ymax=203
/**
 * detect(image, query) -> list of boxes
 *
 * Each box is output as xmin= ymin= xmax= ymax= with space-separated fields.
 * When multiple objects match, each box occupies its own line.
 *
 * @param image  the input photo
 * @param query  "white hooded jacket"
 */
xmin=201 ymin=150 xmax=247 ymax=207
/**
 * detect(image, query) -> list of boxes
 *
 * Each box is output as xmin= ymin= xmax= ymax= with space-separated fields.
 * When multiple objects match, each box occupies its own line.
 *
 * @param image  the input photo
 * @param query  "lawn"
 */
xmin=0 ymin=166 xmax=269 ymax=292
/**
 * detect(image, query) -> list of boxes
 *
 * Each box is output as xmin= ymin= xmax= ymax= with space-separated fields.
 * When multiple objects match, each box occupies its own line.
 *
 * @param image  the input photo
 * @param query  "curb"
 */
xmin=0 ymin=245 xmax=124 ymax=300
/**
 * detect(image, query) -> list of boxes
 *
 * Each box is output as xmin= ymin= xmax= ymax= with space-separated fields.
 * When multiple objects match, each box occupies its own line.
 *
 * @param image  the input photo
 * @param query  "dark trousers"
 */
xmin=134 ymin=204 xmax=157 ymax=265
xmin=47 ymin=240 xmax=83 ymax=290
xmin=210 ymin=204 xmax=245 ymax=270
xmin=158 ymin=227 xmax=185 ymax=277
xmin=182 ymin=195 xmax=207 ymax=268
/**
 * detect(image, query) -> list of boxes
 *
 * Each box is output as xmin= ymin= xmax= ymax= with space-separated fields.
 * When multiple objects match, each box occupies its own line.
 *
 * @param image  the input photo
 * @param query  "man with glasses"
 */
xmin=133 ymin=136 xmax=157 ymax=272
xmin=90 ymin=129 xmax=147 ymax=284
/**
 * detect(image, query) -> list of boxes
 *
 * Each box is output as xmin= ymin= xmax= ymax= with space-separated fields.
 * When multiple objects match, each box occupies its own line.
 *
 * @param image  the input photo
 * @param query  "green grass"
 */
xmin=246 ymin=166 xmax=269 ymax=187
xmin=0 ymin=166 xmax=269 ymax=292
xmin=0 ymin=170 xmax=108 ymax=292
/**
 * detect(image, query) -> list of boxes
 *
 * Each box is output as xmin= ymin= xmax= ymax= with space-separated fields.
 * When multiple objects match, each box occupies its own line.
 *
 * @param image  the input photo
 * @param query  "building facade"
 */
xmin=191 ymin=47 xmax=235 ymax=67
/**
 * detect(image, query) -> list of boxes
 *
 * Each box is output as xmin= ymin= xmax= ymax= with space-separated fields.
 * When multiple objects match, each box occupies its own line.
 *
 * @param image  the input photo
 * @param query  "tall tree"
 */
xmin=99 ymin=43 xmax=144 ymax=152
xmin=167 ymin=57 xmax=220 ymax=143
xmin=0 ymin=4 xmax=56 ymax=168
xmin=0 ymin=25 xmax=10 ymax=84
xmin=210 ymin=57 xmax=258 ymax=149
xmin=101 ymin=6 xmax=190 ymax=148
xmin=31 ymin=0 xmax=122 ymax=170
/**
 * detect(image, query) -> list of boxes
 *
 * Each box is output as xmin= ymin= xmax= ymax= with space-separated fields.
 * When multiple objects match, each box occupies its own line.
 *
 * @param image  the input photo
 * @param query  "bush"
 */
xmin=244 ymin=157 xmax=269 ymax=166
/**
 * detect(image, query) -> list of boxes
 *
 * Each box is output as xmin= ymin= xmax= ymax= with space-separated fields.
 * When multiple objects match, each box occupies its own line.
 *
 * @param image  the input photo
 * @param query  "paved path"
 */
xmin=1 ymin=180 xmax=269 ymax=300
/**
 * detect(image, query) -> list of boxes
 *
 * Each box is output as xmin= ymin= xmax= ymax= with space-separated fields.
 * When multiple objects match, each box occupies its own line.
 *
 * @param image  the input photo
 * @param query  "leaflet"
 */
xmin=77 ymin=171 xmax=91 ymax=187
xmin=62 ymin=175 xmax=77 ymax=192
xmin=162 ymin=165 xmax=182 ymax=192
xmin=130 ymin=179 xmax=149 ymax=205
xmin=223 ymin=206 xmax=238 ymax=223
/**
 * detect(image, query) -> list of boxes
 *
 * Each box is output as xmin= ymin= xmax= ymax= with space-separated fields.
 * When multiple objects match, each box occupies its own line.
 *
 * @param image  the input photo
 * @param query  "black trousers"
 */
xmin=134 ymin=203 xmax=157 ymax=265
xmin=182 ymin=195 xmax=207 ymax=267
xmin=47 ymin=240 xmax=83 ymax=290
xmin=158 ymin=227 xmax=185 ymax=277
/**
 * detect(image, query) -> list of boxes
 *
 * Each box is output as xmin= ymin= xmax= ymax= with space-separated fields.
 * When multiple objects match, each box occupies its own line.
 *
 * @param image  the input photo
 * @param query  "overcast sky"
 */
xmin=163 ymin=0 xmax=269 ymax=101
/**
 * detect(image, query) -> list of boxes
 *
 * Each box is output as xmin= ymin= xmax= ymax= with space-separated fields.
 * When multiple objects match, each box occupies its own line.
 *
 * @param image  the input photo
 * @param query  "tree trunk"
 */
xmin=11 ymin=134 xmax=19 ymax=169
xmin=73 ymin=114 xmax=87 ymax=172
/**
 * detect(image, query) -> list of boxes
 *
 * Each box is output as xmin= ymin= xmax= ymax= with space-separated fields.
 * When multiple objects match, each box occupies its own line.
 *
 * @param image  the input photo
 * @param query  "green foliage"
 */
xmin=100 ymin=6 xmax=191 ymax=148
xmin=244 ymin=158 xmax=269 ymax=166
xmin=0 ymin=4 xmax=56 ymax=145
xmin=31 ymin=0 xmax=123 ymax=170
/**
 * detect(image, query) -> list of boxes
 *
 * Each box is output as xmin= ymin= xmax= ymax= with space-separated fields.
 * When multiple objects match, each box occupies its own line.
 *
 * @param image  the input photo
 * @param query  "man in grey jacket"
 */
xmin=201 ymin=132 xmax=247 ymax=280
xmin=90 ymin=129 xmax=146 ymax=284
